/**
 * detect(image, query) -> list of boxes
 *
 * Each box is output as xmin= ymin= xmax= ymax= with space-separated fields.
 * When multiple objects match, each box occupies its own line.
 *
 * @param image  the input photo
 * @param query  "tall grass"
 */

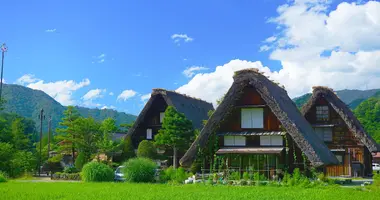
xmin=0 ymin=171 xmax=7 ymax=183
xmin=122 ymin=157 xmax=157 ymax=183
xmin=80 ymin=162 xmax=114 ymax=182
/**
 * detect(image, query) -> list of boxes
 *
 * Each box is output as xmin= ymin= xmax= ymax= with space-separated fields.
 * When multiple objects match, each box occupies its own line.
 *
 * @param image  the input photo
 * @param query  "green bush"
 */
xmin=229 ymin=171 xmax=241 ymax=180
xmin=81 ymin=162 xmax=114 ymax=182
xmin=122 ymin=157 xmax=157 ymax=183
xmin=137 ymin=140 xmax=156 ymax=159
xmin=190 ymin=161 xmax=201 ymax=174
xmin=373 ymin=174 xmax=380 ymax=187
xmin=63 ymin=166 xmax=79 ymax=174
xmin=75 ymin=152 xmax=87 ymax=171
xmin=160 ymin=167 xmax=189 ymax=184
xmin=0 ymin=171 xmax=7 ymax=183
xmin=243 ymin=172 xmax=249 ymax=181
xmin=121 ymin=136 xmax=135 ymax=161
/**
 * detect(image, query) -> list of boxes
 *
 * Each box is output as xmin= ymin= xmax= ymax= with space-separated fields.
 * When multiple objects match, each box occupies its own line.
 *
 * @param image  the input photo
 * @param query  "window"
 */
xmin=314 ymin=128 xmax=333 ymax=142
xmin=241 ymin=108 xmax=264 ymax=128
xmin=224 ymin=136 xmax=246 ymax=146
xmin=316 ymin=106 xmax=329 ymax=121
xmin=260 ymin=136 xmax=283 ymax=146
xmin=146 ymin=129 xmax=152 ymax=139
xmin=335 ymin=154 xmax=343 ymax=165
xmin=159 ymin=112 xmax=165 ymax=123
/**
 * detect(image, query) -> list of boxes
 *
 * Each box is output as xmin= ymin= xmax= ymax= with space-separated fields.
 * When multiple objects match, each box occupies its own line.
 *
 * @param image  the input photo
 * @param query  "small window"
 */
xmin=314 ymin=128 xmax=332 ymax=142
xmin=159 ymin=112 xmax=165 ymax=123
xmin=224 ymin=136 xmax=246 ymax=146
xmin=146 ymin=129 xmax=152 ymax=139
xmin=335 ymin=154 xmax=343 ymax=165
xmin=260 ymin=136 xmax=283 ymax=146
xmin=241 ymin=108 xmax=264 ymax=128
xmin=316 ymin=106 xmax=329 ymax=121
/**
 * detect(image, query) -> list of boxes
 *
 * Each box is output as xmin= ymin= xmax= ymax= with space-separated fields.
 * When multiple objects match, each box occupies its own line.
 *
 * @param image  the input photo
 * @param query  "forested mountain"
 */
xmin=354 ymin=92 xmax=380 ymax=143
xmin=293 ymin=89 xmax=380 ymax=109
xmin=1 ymin=84 xmax=137 ymax=132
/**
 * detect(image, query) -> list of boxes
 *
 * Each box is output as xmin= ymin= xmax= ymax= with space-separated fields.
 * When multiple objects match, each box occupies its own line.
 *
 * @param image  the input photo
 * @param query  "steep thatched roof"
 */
xmin=301 ymin=86 xmax=379 ymax=152
xmin=126 ymin=88 xmax=214 ymax=138
xmin=180 ymin=68 xmax=338 ymax=167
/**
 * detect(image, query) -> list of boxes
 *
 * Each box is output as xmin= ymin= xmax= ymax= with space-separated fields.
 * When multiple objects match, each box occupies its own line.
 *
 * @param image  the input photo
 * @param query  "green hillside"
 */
xmin=293 ymin=89 xmax=380 ymax=109
xmin=1 ymin=84 xmax=136 ymax=132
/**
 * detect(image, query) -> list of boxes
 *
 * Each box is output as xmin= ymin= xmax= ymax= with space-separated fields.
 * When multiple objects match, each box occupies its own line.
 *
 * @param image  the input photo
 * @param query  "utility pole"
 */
xmin=48 ymin=116 xmax=52 ymax=158
xmin=0 ymin=43 xmax=7 ymax=101
xmin=38 ymin=109 xmax=45 ymax=176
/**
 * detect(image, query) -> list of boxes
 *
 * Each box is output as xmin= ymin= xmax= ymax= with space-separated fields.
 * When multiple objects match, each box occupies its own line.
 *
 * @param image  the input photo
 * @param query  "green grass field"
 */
xmin=1 ymin=182 xmax=379 ymax=200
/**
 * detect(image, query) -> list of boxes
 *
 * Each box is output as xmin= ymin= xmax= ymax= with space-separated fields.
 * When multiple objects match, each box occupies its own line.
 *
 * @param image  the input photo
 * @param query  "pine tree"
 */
xmin=155 ymin=106 xmax=193 ymax=168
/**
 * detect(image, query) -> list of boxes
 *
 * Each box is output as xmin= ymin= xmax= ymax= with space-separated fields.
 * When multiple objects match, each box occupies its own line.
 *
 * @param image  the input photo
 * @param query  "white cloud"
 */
xmin=178 ymin=1 xmax=380 ymax=105
xmin=171 ymin=34 xmax=194 ymax=44
xmin=177 ymin=60 xmax=271 ymax=106
xmin=182 ymin=66 xmax=209 ymax=78
xmin=82 ymin=89 xmax=106 ymax=101
xmin=259 ymin=45 xmax=271 ymax=52
xmin=27 ymin=78 xmax=90 ymax=106
xmin=141 ymin=93 xmax=151 ymax=102
xmin=117 ymin=90 xmax=137 ymax=101
xmin=101 ymin=105 xmax=116 ymax=110
xmin=15 ymin=74 xmax=40 ymax=85
xmin=109 ymin=92 xmax=114 ymax=96
xmin=93 ymin=53 xmax=106 ymax=63
xmin=45 ymin=29 xmax=56 ymax=33
xmin=264 ymin=36 xmax=277 ymax=43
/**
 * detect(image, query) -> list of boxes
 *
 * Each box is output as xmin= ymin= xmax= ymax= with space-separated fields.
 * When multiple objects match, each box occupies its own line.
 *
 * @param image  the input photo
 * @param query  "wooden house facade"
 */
xmin=126 ymin=88 xmax=214 ymax=164
xmin=301 ymin=87 xmax=379 ymax=177
xmin=180 ymin=69 xmax=338 ymax=178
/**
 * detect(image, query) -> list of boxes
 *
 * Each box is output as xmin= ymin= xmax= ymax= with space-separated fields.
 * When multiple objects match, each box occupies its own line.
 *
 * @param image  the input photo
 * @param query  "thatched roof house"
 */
xmin=180 ymin=68 xmax=338 ymax=168
xmin=301 ymin=86 xmax=379 ymax=152
xmin=126 ymin=88 xmax=214 ymax=141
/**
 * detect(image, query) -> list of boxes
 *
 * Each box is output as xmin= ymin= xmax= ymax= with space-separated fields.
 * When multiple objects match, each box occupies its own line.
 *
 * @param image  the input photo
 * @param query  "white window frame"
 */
xmin=241 ymin=108 xmax=264 ymax=129
xmin=224 ymin=136 xmax=246 ymax=146
xmin=260 ymin=136 xmax=283 ymax=146
xmin=159 ymin=112 xmax=165 ymax=123
xmin=146 ymin=128 xmax=152 ymax=140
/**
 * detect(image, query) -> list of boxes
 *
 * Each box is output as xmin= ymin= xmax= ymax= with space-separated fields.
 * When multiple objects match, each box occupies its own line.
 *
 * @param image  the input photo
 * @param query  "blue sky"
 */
xmin=2 ymin=0 xmax=379 ymax=115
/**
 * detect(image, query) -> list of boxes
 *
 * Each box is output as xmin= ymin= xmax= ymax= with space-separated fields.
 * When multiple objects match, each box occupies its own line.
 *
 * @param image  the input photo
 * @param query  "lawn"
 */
xmin=1 ymin=182 xmax=379 ymax=200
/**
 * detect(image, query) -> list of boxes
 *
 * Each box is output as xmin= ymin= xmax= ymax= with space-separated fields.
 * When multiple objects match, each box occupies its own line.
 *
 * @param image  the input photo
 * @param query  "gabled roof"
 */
xmin=126 ymin=88 xmax=214 ymax=138
xmin=180 ymin=68 xmax=339 ymax=167
xmin=301 ymin=86 xmax=379 ymax=152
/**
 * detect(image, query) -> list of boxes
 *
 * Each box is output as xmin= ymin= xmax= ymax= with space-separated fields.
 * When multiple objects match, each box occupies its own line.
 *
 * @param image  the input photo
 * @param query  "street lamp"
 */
xmin=0 ymin=43 xmax=7 ymax=101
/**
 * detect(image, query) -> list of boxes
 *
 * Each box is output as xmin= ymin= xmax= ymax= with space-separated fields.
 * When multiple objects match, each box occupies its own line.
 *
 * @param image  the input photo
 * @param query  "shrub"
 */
xmin=317 ymin=172 xmax=328 ymax=182
xmin=122 ymin=157 xmax=157 ymax=183
xmin=0 ymin=171 xmax=7 ymax=183
xmin=121 ymin=136 xmax=135 ymax=161
xmin=190 ymin=161 xmax=201 ymax=174
xmin=63 ymin=166 xmax=79 ymax=174
xmin=240 ymin=180 xmax=248 ymax=186
xmin=292 ymin=168 xmax=301 ymax=183
xmin=81 ymin=162 xmax=114 ymax=182
xmin=75 ymin=152 xmax=87 ymax=171
xmin=137 ymin=140 xmax=157 ymax=159
xmin=160 ymin=167 xmax=189 ymax=184
xmin=373 ymin=174 xmax=380 ymax=187
xmin=229 ymin=171 xmax=241 ymax=180
xmin=243 ymin=172 xmax=249 ymax=181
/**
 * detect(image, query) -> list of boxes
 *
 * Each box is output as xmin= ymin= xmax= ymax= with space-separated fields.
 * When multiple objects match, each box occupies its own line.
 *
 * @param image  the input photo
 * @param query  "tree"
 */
xmin=96 ymin=118 xmax=118 ymax=161
xmin=137 ymin=140 xmax=156 ymax=159
xmin=121 ymin=135 xmax=135 ymax=161
xmin=120 ymin=121 xmax=134 ymax=132
xmin=354 ymin=95 xmax=380 ymax=143
xmin=11 ymin=118 xmax=30 ymax=150
xmin=56 ymin=106 xmax=80 ymax=159
xmin=71 ymin=117 xmax=101 ymax=160
xmin=74 ymin=152 xmax=87 ymax=170
xmin=155 ymin=106 xmax=194 ymax=168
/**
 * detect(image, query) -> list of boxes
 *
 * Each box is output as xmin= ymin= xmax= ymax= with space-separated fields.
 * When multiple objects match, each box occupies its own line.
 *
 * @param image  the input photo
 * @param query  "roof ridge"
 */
xmin=233 ymin=68 xmax=287 ymax=92
xmin=151 ymin=88 xmax=213 ymax=105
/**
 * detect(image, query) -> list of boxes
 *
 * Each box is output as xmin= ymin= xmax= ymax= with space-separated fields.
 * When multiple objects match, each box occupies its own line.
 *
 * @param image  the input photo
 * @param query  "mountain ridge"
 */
xmin=1 ymin=84 xmax=137 ymax=132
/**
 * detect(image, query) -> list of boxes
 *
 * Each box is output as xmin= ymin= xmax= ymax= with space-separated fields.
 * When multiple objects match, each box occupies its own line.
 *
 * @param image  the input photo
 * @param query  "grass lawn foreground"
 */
xmin=1 ymin=182 xmax=380 ymax=200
